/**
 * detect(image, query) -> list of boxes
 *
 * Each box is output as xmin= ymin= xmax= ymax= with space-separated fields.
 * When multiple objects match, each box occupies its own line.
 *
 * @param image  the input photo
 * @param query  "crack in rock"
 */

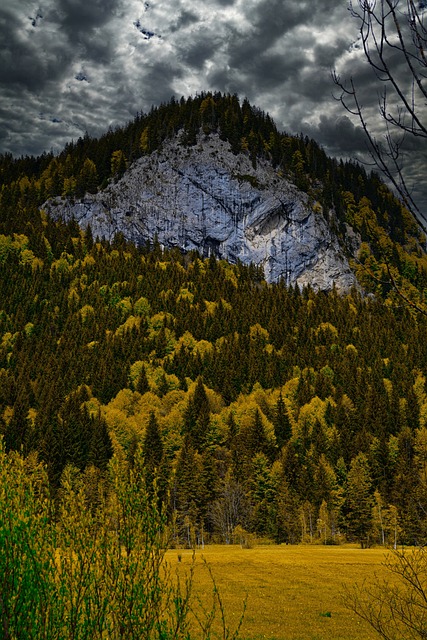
xmin=43 ymin=134 xmax=359 ymax=291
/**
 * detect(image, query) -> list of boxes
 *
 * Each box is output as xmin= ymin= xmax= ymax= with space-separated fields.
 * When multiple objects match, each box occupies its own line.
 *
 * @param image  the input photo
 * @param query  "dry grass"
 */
xmin=168 ymin=544 xmax=389 ymax=640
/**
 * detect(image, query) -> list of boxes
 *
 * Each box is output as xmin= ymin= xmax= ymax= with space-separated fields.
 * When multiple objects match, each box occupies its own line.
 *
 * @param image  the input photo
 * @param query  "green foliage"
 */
xmin=0 ymin=440 xmax=243 ymax=639
xmin=182 ymin=377 xmax=211 ymax=451
xmin=110 ymin=149 xmax=127 ymax=179
xmin=0 ymin=448 xmax=53 ymax=640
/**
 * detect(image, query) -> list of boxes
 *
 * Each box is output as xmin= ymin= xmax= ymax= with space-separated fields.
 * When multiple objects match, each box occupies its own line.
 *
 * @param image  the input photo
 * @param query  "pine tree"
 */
xmin=250 ymin=453 xmax=276 ymax=536
xmin=142 ymin=411 xmax=164 ymax=471
xmin=392 ymin=426 xmax=420 ymax=544
xmin=88 ymin=411 xmax=113 ymax=471
xmin=173 ymin=440 xmax=204 ymax=537
xmin=3 ymin=393 xmax=31 ymax=454
xmin=272 ymin=392 xmax=292 ymax=451
xmin=182 ymin=377 xmax=211 ymax=451
xmin=136 ymin=364 xmax=150 ymax=394
xmin=274 ymin=475 xmax=301 ymax=544
xmin=344 ymin=453 xmax=373 ymax=547
xmin=142 ymin=411 xmax=165 ymax=502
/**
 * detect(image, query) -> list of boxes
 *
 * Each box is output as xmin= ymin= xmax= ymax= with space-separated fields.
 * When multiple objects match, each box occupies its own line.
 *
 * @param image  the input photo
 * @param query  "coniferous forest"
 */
xmin=2 ymin=92 xmax=427 ymax=559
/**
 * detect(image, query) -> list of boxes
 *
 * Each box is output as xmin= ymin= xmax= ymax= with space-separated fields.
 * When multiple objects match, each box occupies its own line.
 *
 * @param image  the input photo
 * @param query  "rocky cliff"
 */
xmin=44 ymin=133 xmax=359 ymax=291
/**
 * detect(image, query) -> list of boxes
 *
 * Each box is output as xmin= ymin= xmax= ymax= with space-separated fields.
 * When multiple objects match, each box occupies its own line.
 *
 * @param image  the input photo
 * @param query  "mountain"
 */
xmin=44 ymin=132 xmax=358 ymax=291
xmin=26 ymin=92 xmax=424 ymax=295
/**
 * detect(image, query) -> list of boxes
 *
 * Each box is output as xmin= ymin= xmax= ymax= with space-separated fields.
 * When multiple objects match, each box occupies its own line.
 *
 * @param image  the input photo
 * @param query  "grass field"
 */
xmin=168 ymin=544 xmax=390 ymax=640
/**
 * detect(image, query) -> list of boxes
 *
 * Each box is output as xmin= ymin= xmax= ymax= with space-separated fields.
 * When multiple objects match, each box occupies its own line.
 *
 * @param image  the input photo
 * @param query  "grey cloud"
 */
xmin=203 ymin=66 xmax=248 ymax=101
xmin=296 ymin=68 xmax=336 ymax=102
xmin=305 ymin=114 xmax=369 ymax=155
xmin=136 ymin=61 xmax=185 ymax=108
xmin=222 ymin=1 xmax=315 ymax=73
xmin=0 ymin=8 xmax=71 ymax=90
xmin=78 ymin=33 xmax=116 ymax=65
xmin=250 ymin=0 xmax=312 ymax=39
xmin=49 ymin=0 xmax=121 ymax=64
xmin=246 ymin=53 xmax=301 ymax=92
xmin=0 ymin=95 xmax=79 ymax=157
xmin=314 ymin=39 xmax=350 ymax=69
xmin=222 ymin=3 xmax=348 ymax=108
xmin=180 ymin=38 xmax=219 ymax=70
xmin=226 ymin=32 xmax=305 ymax=80
xmin=53 ymin=0 xmax=120 ymax=34
xmin=169 ymin=10 xmax=200 ymax=33
xmin=248 ymin=0 xmax=349 ymax=46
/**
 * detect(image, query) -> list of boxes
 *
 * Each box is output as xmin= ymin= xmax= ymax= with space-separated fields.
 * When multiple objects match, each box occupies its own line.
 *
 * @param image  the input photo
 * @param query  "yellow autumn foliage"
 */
xmin=193 ymin=339 xmax=214 ymax=357
xmin=79 ymin=305 xmax=95 ymax=323
xmin=115 ymin=315 xmax=141 ymax=336
xmin=177 ymin=287 xmax=194 ymax=303
xmin=134 ymin=296 xmax=151 ymax=316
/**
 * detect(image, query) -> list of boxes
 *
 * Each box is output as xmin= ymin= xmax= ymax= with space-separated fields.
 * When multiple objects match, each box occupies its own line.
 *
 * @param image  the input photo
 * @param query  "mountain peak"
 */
xmin=44 ymin=132 xmax=358 ymax=291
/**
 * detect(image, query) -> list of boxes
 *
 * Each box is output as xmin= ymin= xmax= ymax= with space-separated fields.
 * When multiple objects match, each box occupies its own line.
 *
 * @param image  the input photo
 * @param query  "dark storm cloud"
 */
xmin=135 ymin=60 xmax=185 ymax=108
xmin=178 ymin=31 xmax=221 ymax=69
xmin=0 ymin=0 xmax=425 ymax=217
xmin=313 ymin=39 xmax=350 ymax=69
xmin=181 ymin=42 xmax=215 ymax=70
xmin=54 ymin=0 xmax=120 ymax=33
xmin=303 ymin=114 xmax=369 ymax=155
xmin=169 ymin=10 xmax=199 ymax=33
xmin=0 ymin=0 xmax=360 ymax=158
xmin=250 ymin=0 xmax=313 ymax=39
xmin=224 ymin=1 xmax=311 ymax=72
xmin=218 ymin=1 xmax=352 ymax=119
xmin=0 ymin=6 xmax=72 ymax=90
xmin=51 ymin=0 xmax=122 ymax=63
xmin=214 ymin=0 xmax=236 ymax=5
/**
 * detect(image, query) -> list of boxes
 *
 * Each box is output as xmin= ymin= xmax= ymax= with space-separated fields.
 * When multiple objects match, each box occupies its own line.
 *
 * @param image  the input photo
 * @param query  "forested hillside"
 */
xmin=2 ymin=93 xmax=426 ymax=297
xmin=1 ymin=93 xmax=427 ymax=548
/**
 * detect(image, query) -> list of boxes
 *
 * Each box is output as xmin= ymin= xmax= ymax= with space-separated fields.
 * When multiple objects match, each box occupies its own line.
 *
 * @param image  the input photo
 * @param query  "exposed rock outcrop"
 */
xmin=44 ymin=134 xmax=358 ymax=291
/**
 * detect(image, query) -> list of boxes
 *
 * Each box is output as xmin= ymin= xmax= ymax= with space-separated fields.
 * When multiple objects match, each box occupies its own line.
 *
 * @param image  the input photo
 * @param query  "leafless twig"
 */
xmin=333 ymin=0 xmax=427 ymax=232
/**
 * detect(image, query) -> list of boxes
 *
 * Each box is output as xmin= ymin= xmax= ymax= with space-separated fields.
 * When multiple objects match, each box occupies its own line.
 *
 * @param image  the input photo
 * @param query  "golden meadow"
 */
xmin=172 ymin=544 xmax=386 ymax=640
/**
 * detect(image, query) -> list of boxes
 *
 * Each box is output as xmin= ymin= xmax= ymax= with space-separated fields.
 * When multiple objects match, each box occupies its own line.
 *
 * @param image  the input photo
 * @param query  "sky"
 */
xmin=0 ymin=0 xmax=426 ymax=217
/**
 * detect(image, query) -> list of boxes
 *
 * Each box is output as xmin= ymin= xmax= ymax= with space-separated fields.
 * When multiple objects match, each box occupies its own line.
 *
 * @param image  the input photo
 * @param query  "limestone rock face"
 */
xmin=44 ymin=134 xmax=358 ymax=291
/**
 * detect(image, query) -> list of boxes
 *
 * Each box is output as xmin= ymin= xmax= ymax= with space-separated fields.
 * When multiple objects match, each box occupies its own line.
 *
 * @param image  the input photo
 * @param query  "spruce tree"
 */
xmin=344 ymin=453 xmax=373 ymax=547
xmin=142 ymin=411 xmax=165 ymax=502
xmin=136 ymin=364 xmax=150 ymax=395
xmin=183 ymin=377 xmax=211 ymax=451
xmin=142 ymin=411 xmax=164 ymax=471
xmin=272 ymin=392 xmax=292 ymax=451
xmin=88 ymin=411 xmax=113 ymax=471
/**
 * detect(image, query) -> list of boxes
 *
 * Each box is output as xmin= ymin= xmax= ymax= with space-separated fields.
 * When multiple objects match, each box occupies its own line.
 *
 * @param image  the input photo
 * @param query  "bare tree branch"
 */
xmin=333 ymin=0 xmax=427 ymax=231
xmin=343 ymin=547 xmax=427 ymax=640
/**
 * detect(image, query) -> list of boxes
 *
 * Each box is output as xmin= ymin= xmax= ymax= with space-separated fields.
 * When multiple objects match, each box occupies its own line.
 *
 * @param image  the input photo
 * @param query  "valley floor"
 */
xmin=169 ymin=544 xmax=388 ymax=640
